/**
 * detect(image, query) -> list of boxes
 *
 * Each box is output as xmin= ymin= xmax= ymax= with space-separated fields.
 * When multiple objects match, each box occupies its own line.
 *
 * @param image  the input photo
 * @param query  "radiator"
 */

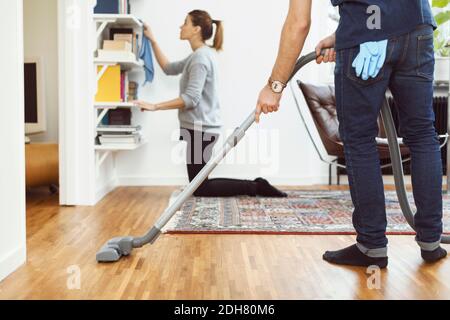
xmin=386 ymin=96 xmax=448 ymax=174
xmin=386 ymin=96 xmax=448 ymax=136
xmin=338 ymin=96 xmax=449 ymax=176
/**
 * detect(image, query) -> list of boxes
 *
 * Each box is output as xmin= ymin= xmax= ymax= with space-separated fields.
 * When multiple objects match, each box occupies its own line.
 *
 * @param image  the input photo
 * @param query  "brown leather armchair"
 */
xmin=294 ymin=80 xmax=411 ymax=185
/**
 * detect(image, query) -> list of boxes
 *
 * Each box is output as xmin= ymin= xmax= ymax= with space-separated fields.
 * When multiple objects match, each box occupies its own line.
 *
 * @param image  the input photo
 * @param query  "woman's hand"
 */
xmin=132 ymin=100 xmax=159 ymax=112
xmin=143 ymin=22 xmax=156 ymax=42
xmin=255 ymin=85 xmax=282 ymax=123
xmin=315 ymin=33 xmax=336 ymax=64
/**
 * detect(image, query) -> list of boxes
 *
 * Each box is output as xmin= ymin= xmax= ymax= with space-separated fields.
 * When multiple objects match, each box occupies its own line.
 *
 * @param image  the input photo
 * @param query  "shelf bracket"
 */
xmin=96 ymin=20 xmax=113 ymax=41
xmin=96 ymin=150 xmax=112 ymax=177
xmin=96 ymin=108 xmax=111 ymax=126
xmin=96 ymin=64 xmax=110 ymax=82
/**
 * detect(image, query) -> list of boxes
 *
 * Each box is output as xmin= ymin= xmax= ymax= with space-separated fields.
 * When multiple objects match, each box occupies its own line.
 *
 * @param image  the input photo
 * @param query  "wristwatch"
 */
xmin=268 ymin=78 xmax=287 ymax=94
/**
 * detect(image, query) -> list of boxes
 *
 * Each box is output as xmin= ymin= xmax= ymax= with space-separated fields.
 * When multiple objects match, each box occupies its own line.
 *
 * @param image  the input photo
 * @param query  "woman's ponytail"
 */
xmin=212 ymin=20 xmax=224 ymax=51
xmin=189 ymin=10 xmax=224 ymax=51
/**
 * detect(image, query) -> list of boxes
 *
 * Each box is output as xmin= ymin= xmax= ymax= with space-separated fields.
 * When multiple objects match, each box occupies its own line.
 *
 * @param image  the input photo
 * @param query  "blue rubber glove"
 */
xmin=352 ymin=40 xmax=388 ymax=80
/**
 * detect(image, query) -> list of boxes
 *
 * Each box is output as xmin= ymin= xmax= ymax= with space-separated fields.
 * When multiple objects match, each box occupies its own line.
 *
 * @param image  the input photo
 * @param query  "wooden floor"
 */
xmin=0 ymin=185 xmax=449 ymax=300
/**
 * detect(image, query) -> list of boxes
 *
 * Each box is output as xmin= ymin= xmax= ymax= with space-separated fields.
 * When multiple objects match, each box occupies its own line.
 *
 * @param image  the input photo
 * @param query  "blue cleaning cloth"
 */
xmin=139 ymin=34 xmax=155 ymax=84
xmin=352 ymin=40 xmax=388 ymax=81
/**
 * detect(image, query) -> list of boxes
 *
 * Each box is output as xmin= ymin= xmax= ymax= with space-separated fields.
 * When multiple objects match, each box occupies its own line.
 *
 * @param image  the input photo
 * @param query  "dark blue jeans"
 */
xmin=335 ymin=24 xmax=443 ymax=250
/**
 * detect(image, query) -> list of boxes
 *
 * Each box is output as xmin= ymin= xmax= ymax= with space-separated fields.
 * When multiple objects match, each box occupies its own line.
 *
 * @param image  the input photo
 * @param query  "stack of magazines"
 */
xmin=97 ymin=125 xmax=142 ymax=145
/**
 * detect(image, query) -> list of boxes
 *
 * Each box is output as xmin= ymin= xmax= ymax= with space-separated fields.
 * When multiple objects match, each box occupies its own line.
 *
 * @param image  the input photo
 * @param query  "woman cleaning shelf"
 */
xmin=133 ymin=10 xmax=286 ymax=198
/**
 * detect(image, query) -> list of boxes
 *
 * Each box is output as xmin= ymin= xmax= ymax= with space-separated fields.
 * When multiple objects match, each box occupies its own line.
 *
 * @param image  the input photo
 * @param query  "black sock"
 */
xmin=254 ymin=178 xmax=287 ymax=197
xmin=323 ymin=244 xmax=388 ymax=268
xmin=421 ymin=247 xmax=447 ymax=263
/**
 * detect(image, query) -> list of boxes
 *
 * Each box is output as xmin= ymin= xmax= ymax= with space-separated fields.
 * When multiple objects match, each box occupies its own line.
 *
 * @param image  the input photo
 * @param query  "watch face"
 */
xmin=271 ymin=81 xmax=284 ymax=93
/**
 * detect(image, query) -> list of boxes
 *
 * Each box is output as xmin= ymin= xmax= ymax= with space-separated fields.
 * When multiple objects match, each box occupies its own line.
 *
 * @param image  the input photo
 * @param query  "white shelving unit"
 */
xmin=95 ymin=140 xmax=148 ymax=175
xmin=94 ymin=102 xmax=137 ymax=108
xmin=94 ymin=14 xmax=143 ymax=41
xmin=94 ymin=58 xmax=143 ymax=72
xmin=95 ymin=139 xmax=148 ymax=151
xmin=93 ymin=13 xmax=146 ymax=175
xmin=94 ymin=102 xmax=139 ymax=126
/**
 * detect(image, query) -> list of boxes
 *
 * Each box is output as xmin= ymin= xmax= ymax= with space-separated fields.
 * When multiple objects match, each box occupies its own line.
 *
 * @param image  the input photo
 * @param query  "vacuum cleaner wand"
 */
xmin=96 ymin=112 xmax=255 ymax=262
xmin=96 ymin=51 xmax=318 ymax=263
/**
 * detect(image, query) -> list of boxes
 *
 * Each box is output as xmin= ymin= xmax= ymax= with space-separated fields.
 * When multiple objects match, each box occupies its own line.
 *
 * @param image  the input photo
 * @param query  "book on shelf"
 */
xmin=121 ymin=0 xmax=131 ymax=14
xmin=129 ymin=81 xmax=137 ymax=89
xmin=127 ymin=81 xmax=138 ymax=101
xmin=100 ymin=133 xmax=141 ymax=138
xmin=122 ymin=72 xmax=130 ymax=102
xmin=95 ymin=65 xmax=137 ymax=112
xmin=95 ymin=65 xmax=121 ymax=102
xmin=113 ymin=33 xmax=133 ymax=43
xmin=110 ymin=28 xmax=138 ymax=57
xmin=98 ymin=131 xmax=136 ymax=136
xmin=103 ymin=40 xmax=132 ymax=52
xmin=100 ymin=116 xmax=109 ymax=126
xmin=120 ymin=72 xmax=125 ymax=102
xmin=96 ymin=29 xmax=140 ymax=63
xmin=97 ymin=125 xmax=142 ymax=133
xmin=99 ymin=138 xmax=142 ymax=145
xmin=99 ymin=133 xmax=142 ymax=145
xmin=94 ymin=0 xmax=119 ymax=14
xmin=94 ymin=0 xmax=130 ymax=14
xmin=109 ymin=107 xmax=131 ymax=125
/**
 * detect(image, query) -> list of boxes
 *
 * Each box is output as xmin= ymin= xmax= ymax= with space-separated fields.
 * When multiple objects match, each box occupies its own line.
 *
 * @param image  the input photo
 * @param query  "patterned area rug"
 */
xmin=162 ymin=190 xmax=450 ymax=235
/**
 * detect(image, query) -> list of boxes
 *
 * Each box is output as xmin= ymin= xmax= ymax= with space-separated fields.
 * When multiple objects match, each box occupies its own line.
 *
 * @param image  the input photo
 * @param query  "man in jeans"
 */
xmin=256 ymin=0 xmax=447 ymax=268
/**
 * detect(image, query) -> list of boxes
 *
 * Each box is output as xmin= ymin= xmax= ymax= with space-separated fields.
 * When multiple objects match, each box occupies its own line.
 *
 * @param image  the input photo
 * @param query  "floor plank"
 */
xmin=0 ymin=185 xmax=449 ymax=300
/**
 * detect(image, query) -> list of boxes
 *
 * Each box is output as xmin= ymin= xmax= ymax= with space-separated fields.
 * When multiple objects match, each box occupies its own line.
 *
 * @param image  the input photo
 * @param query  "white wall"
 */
xmin=23 ymin=0 xmax=59 ymax=143
xmin=0 ymin=0 xmax=27 ymax=282
xmin=116 ymin=0 xmax=336 ymax=186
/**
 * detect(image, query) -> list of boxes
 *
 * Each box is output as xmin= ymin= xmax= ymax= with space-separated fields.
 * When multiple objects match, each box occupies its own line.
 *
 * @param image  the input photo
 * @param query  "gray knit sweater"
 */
xmin=163 ymin=46 xmax=222 ymax=134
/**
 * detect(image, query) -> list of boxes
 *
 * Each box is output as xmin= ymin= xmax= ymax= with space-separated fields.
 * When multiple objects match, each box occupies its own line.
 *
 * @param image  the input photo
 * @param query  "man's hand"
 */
xmin=254 ymin=0 xmax=312 ymax=124
xmin=132 ymin=100 xmax=159 ymax=112
xmin=315 ymin=33 xmax=336 ymax=64
xmin=255 ymin=85 xmax=282 ymax=123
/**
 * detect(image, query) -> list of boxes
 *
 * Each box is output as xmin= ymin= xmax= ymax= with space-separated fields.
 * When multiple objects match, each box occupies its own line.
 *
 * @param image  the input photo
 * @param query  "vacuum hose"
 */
xmin=381 ymin=98 xmax=450 ymax=244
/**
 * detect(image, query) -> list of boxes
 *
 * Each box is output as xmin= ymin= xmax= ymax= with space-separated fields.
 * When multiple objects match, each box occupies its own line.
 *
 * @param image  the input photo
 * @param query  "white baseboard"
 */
xmin=337 ymin=175 xmax=424 ymax=186
xmin=253 ymin=175 xmax=332 ymax=186
xmin=116 ymin=175 xmax=332 ymax=186
xmin=320 ymin=175 xmax=448 ymax=187
xmin=0 ymin=245 xmax=26 ymax=283
xmin=117 ymin=176 xmax=188 ymax=186
xmin=116 ymin=174 xmax=442 ymax=188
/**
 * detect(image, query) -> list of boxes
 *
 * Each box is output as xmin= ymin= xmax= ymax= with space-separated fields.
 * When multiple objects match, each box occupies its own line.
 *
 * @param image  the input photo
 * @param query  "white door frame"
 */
xmin=0 ymin=0 xmax=27 ymax=282
xmin=58 ymin=0 xmax=97 ymax=206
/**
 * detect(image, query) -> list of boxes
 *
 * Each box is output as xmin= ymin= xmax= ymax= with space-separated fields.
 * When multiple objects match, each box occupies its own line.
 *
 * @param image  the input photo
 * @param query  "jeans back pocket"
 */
xmin=345 ymin=45 xmax=388 ymax=87
xmin=416 ymin=33 xmax=435 ymax=80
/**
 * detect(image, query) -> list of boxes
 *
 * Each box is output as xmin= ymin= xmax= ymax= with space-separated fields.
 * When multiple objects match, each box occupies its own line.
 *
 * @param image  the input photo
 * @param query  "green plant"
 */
xmin=433 ymin=0 xmax=450 ymax=56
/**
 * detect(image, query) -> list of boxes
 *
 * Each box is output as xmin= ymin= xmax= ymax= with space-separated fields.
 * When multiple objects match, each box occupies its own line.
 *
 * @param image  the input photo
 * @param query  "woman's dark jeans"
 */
xmin=180 ymin=128 xmax=256 ymax=197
